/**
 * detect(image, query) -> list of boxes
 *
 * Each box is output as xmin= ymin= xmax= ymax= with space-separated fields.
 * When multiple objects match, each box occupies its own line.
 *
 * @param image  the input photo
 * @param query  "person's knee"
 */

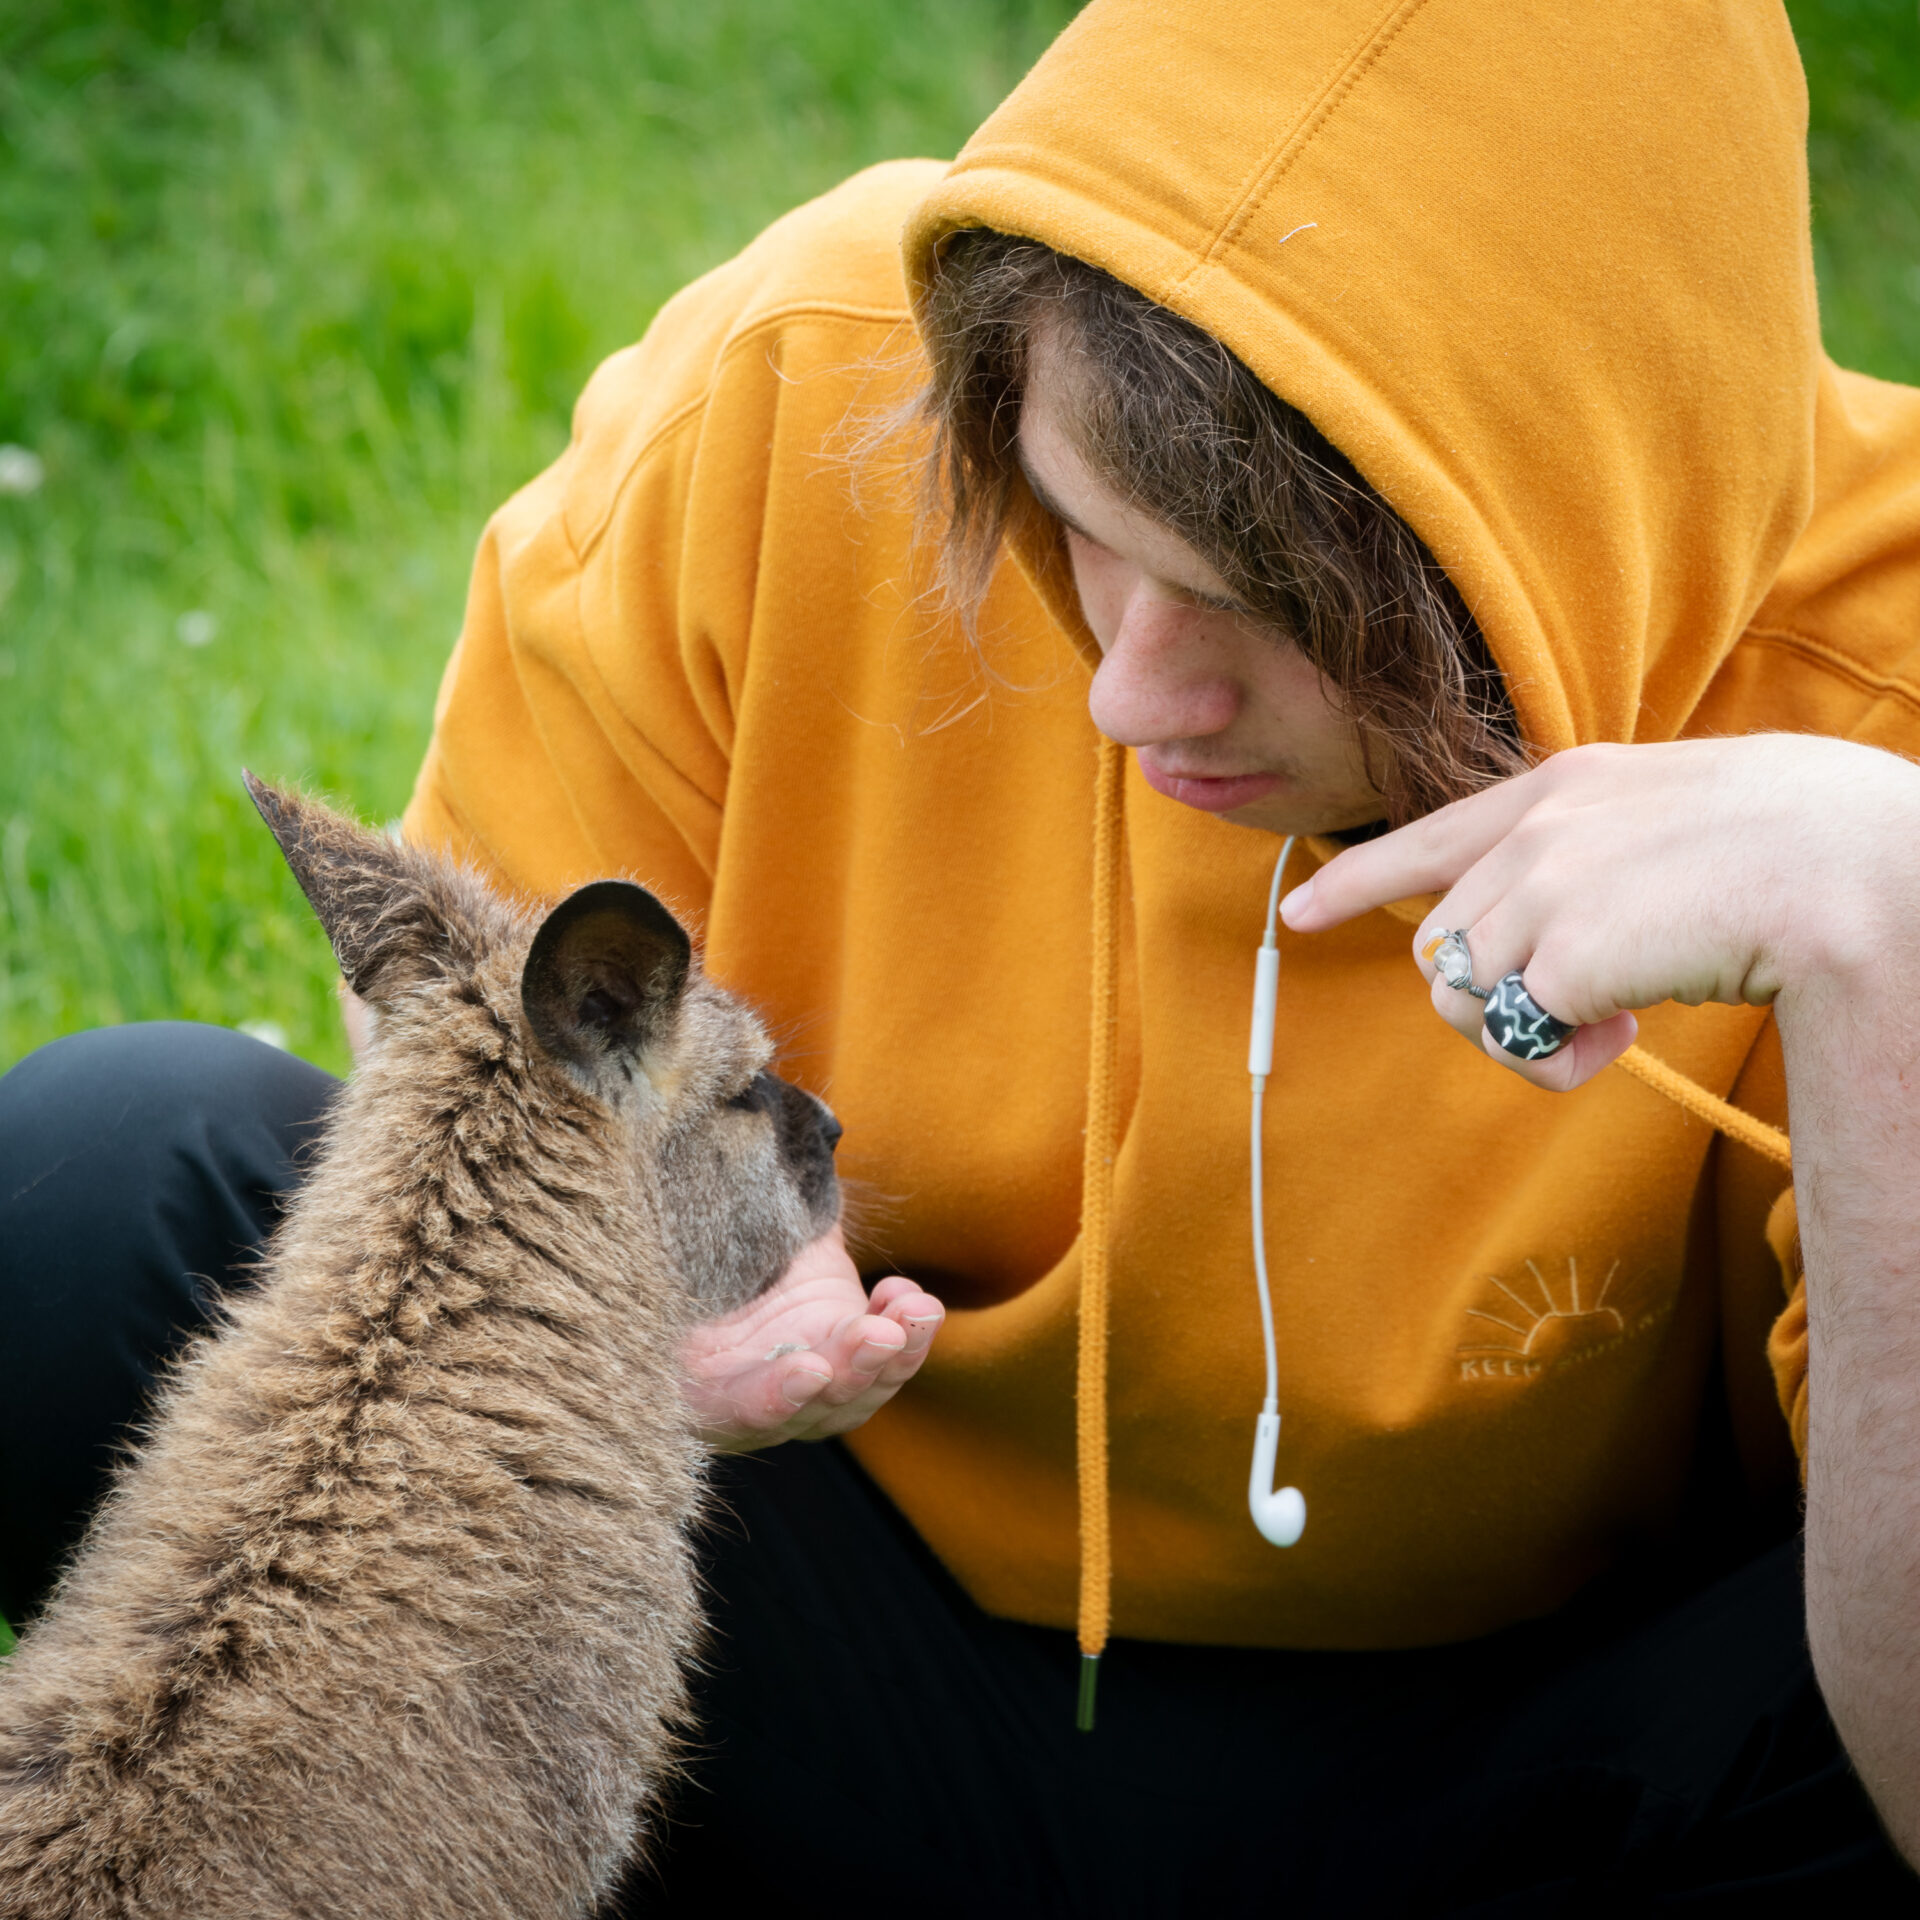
xmin=0 ymin=1025 xmax=340 ymax=1621
xmin=0 ymin=1021 xmax=336 ymax=1170
xmin=0 ymin=1020 xmax=340 ymax=1320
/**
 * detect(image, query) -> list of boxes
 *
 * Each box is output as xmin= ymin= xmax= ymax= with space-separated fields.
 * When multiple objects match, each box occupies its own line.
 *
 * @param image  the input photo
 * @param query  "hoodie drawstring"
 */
xmin=1075 ymin=736 xmax=1127 ymax=1731
xmin=1615 ymin=1043 xmax=1791 ymax=1170
xmin=1070 ymin=743 xmax=1791 ymax=1730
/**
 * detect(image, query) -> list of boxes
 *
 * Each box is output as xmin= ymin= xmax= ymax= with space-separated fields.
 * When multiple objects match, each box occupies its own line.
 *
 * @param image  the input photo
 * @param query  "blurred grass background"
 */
xmin=0 ymin=0 xmax=1917 ymax=1075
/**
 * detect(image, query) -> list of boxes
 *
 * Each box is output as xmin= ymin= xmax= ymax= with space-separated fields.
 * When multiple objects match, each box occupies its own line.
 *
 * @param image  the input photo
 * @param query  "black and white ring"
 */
xmin=1430 ymin=928 xmax=1577 ymax=1060
xmin=1481 ymin=972 xmax=1577 ymax=1061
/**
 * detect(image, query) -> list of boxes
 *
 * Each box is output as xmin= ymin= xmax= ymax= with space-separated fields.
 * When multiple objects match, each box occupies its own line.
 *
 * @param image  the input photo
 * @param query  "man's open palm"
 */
xmin=681 ymin=1225 xmax=944 ymax=1450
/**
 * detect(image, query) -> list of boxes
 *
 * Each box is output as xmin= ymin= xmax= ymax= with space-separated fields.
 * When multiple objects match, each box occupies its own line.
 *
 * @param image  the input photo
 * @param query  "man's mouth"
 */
xmin=1136 ymin=753 xmax=1284 ymax=814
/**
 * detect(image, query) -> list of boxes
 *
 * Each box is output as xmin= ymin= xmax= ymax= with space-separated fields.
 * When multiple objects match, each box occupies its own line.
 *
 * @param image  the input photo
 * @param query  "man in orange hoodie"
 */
xmin=6 ymin=0 xmax=1920 ymax=1908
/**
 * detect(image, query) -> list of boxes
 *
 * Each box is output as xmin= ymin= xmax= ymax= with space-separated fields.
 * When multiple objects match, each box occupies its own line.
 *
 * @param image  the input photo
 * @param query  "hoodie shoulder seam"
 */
xmin=1740 ymin=626 xmax=1920 ymax=720
xmin=1178 ymin=0 xmax=1435 ymax=285
xmin=569 ymin=299 xmax=916 ymax=561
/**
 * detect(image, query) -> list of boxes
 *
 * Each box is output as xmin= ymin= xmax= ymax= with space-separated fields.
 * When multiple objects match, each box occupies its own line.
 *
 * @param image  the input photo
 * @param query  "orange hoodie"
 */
xmin=406 ymin=0 xmax=1920 ymax=1650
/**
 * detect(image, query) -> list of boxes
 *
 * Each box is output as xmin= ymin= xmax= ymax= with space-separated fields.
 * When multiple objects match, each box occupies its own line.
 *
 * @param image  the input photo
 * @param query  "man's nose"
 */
xmin=1086 ymin=593 xmax=1239 ymax=748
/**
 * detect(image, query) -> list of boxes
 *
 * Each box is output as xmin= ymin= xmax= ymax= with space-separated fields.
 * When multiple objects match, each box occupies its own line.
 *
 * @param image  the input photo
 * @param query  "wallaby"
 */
xmin=0 ymin=777 xmax=841 ymax=1918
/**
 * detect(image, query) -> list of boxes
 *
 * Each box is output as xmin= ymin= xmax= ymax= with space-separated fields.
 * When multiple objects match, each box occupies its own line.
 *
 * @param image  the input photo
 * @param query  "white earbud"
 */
xmin=1250 ymin=1411 xmax=1307 ymax=1547
xmin=1248 ymin=838 xmax=1306 ymax=1548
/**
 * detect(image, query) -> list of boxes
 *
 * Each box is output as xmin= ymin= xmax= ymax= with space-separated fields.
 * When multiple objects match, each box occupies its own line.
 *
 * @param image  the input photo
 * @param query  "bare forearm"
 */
xmin=1290 ymin=734 xmax=1920 ymax=1854
xmin=1784 ymin=963 xmax=1920 ymax=1863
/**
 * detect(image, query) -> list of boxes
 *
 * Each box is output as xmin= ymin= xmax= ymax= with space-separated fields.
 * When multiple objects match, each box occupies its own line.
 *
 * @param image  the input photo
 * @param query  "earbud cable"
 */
xmin=1087 ymin=803 xmax=1789 ymax=1728
xmin=1251 ymin=839 xmax=1295 ymax=1416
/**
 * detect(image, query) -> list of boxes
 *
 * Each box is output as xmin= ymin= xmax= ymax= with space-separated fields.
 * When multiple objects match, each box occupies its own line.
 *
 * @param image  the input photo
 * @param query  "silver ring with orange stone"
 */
xmin=1422 ymin=928 xmax=1490 ymax=1002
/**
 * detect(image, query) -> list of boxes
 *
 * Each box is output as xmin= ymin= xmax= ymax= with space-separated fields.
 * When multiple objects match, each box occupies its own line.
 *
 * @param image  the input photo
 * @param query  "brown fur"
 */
xmin=0 ymin=780 xmax=839 ymax=1917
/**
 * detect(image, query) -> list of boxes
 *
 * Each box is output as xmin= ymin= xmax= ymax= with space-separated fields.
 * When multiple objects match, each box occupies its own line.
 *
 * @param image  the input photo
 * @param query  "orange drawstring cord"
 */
xmin=1614 ymin=1043 xmax=1792 ymax=1171
xmin=1075 ymin=735 xmax=1127 ymax=1731
xmin=1067 ymin=763 xmax=1792 ymax=1734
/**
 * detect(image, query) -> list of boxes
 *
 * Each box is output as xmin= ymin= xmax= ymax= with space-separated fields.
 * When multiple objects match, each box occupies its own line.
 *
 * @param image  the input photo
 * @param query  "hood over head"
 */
xmin=904 ymin=0 xmax=1822 ymax=756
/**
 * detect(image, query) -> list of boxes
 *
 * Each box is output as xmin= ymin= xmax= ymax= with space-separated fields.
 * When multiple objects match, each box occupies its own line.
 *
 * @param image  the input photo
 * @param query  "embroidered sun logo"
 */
xmin=1458 ymin=1256 xmax=1625 ymax=1377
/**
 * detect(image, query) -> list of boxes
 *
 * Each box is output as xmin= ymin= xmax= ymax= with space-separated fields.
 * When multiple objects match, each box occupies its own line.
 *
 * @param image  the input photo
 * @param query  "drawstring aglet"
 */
xmin=1076 ymin=1650 xmax=1101 ymax=1732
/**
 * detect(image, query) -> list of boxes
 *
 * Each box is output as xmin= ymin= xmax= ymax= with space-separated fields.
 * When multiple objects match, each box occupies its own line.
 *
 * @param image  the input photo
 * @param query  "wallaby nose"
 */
xmin=775 ymin=1077 xmax=843 ymax=1156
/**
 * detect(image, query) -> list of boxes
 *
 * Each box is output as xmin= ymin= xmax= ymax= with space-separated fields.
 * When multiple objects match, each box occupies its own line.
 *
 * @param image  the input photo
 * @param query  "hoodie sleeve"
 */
xmin=404 ymin=293 xmax=744 ymax=917
xmin=1703 ymin=1015 xmax=1806 ymax=1495
xmin=1699 ymin=363 xmax=1920 ymax=753
xmin=1704 ymin=364 xmax=1920 ymax=1485
xmin=1765 ymin=1189 xmax=1809 ymax=1468
xmin=402 ymin=160 xmax=940 ymax=917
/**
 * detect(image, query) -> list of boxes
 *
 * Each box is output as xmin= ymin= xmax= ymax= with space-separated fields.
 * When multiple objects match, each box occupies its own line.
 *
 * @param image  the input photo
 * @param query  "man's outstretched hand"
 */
xmin=681 ymin=1225 xmax=945 ymax=1451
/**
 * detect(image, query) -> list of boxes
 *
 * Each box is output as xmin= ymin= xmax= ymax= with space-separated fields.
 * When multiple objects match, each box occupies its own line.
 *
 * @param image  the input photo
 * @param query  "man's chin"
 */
xmin=1217 ymin=794 xmax=1389 ymax=840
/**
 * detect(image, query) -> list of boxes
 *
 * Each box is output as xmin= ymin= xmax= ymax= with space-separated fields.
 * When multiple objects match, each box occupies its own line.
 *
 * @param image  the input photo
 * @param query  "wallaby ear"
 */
xmin=521 ymin=880 xmax=692 ymax=1073
xmin=245 ymin=771 xmax=444 ymax=1004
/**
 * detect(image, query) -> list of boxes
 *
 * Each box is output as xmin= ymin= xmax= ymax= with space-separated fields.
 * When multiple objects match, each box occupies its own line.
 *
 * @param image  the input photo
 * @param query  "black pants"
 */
xmin=2 ymin=1024 xmax=1914 ymax=1916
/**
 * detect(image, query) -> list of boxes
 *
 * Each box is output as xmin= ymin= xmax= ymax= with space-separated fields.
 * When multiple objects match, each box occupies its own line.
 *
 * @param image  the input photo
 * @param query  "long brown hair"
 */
xmin=913 ymin=230 xmax=1527 ymax=825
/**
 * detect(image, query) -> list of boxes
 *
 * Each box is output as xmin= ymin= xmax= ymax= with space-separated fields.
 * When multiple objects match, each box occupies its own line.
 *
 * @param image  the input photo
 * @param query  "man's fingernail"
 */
xmin=905 ymin=1314 xmax=942 ymax=1330
xmin=1280 ymin=878 xmax=1315 ymax=920
xmin=782 ymin=1370 xmax=829 ymax=1405
xmin=857 ymin=1338 xmax=900 ymax=1368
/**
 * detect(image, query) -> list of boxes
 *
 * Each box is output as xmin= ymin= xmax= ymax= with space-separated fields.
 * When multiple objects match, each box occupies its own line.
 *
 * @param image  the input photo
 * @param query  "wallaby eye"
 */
xmin=726 ymin=1072 xmax=775 ymax=1115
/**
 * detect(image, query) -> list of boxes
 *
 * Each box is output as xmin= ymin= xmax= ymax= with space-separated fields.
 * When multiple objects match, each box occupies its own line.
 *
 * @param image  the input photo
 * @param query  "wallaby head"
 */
xmin=244 ymin=773 xmax=840 ymax=1311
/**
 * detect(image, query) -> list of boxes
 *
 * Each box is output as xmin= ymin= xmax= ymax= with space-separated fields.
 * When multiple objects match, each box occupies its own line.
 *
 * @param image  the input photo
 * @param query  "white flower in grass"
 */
xmin=176 ymin=609 xmax=217 ymax=647
xmin=238 ymin=1020 xmax=289 ymax=1051
xmin=0 ymin=446 xmax=44 ymax=496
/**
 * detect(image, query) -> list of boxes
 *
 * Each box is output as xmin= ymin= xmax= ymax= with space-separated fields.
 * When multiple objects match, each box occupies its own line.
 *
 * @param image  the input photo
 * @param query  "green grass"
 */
xmin=0 ymin=0 xmax=1080 ymax=1073
xmin=1798 ymin=0 xmax=1920 ymax=384
xmin=1 ymin=0 xmax=1917 ymax=1074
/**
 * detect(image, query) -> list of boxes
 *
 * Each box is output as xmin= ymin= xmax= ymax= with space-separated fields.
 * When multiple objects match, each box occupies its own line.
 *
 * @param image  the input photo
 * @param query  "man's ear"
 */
xmin=520 ymin=880 xmax=692 ymax=1073
xmin=245 ymin=772 xmax=447 ymax=1005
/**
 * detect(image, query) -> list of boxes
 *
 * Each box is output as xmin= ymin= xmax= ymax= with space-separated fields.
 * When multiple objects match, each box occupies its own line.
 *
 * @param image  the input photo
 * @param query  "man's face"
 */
xmin=1017 ymin=327 xmax=1387 ymax=837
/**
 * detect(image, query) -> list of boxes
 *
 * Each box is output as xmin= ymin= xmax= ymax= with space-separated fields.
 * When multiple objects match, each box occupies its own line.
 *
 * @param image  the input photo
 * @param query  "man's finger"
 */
xmin=1480 ymin=1007 xmax=1638 ymax=1092
xmin=778 ymin=1357 xmax=832 ymax=1408
xmin=1281 ymin=773 xmax=1546 ymax=932
xmin=1427 ymin=964 xmax=1487 ymax=1045
xmin=803 ymin=1312 xmax=902 ymax=1405
xmin=868 ymin=1274 xmax=921 ymax=1313
xmin=851 ymin=1330 xmax=905 ymax=1377
xmin=870 ymin=1278 xmax=945 ymax=1355
xmin=871 ymin=1319 xmax=940 ymax=1391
